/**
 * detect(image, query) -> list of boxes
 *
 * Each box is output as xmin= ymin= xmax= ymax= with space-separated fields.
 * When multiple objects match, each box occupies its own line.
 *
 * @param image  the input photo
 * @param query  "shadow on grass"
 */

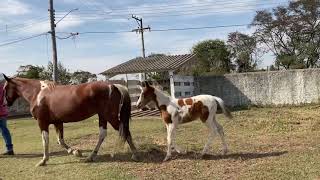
xmin=200 ymin=151 xmax=288 ymax=160
xmin=1 ymin=145 xmax=288 ymax=165
xmin=0 ymin=150 xmax=92 ymax=159
xmin=85 ymin=145 xmax=288 ymax=164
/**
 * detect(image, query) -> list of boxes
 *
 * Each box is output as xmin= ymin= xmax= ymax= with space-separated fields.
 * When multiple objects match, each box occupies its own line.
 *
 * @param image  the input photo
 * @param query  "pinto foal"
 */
xmin=137 ymin=81 xmax=233 ymax=161
xmin=3 ymin=75 xmax=138 ymax=166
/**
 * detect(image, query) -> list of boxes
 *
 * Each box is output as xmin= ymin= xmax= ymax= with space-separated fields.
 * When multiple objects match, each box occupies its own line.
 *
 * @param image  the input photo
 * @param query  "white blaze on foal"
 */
xmin=137 ymin=81 xmax=233 ymax=161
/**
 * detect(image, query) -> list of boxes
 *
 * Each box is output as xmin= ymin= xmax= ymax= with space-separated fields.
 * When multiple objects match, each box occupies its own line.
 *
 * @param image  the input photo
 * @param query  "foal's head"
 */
xmin=136 ymin=81 xmax=157 ymax=109
xmin=2 ymin=74 xmax=19 ymax=106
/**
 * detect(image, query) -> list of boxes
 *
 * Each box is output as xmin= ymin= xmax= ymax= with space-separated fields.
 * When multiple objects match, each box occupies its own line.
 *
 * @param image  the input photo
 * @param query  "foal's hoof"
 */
xmin=73 ymin=149 xmax=82 ymax=157
xmin=163 ymin=155 xmax=171 ymax=162
xmin=35 ymin=160 xmax=47 ymax=167
xmin=176 ymin=149 xmax=187 ymax=155
xmin=131 ymin=154 xmax=140 ymax=162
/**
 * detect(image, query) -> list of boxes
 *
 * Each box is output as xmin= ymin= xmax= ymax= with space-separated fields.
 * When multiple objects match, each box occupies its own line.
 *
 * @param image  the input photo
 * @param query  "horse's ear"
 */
xmin=144 ymin=81 xmax=150 ymax=88
xmin=141 ymin=81 xmax=149 ymax=88
xmin=2 ymin=74 xmax=11 ymax=82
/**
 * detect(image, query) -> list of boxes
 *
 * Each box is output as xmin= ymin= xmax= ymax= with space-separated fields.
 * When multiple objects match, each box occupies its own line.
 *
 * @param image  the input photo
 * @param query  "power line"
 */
xmin=55 ymin=3 xmax=285 ymax=22
xmin=60 ymin=23 xmax=263 ymax=35
xmin=0 ymin=33 xmax=48 ymax=47
xmin=57 ymin=0 xmax=280 ymax=13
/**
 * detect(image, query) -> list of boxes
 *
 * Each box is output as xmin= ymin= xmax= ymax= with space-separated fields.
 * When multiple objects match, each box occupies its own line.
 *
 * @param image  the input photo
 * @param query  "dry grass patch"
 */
xmin=0 ymin=105 xmax=320 ymax=179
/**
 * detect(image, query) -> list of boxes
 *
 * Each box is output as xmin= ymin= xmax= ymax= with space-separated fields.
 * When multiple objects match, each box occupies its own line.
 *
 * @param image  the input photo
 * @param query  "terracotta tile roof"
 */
xmin=101 ymin=54 xmax=196 ymax=76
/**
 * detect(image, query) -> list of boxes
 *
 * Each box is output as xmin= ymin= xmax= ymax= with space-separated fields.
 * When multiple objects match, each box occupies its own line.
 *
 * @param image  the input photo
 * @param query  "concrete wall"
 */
xmin=195 ymin=69 xmax=320 ymax=107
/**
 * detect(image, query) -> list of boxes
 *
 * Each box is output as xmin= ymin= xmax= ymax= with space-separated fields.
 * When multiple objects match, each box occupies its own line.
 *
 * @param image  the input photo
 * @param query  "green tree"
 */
xmin=16 ymin=65 xmax=44 ymax=79
xmin=192 ymin=39 xmax=232 ymax=74
xmin=227 ymin=32 xmax=262 ymax=72
xmin=252 ymin=0 xmax=320 ymax=69
xmin=70 ymin=71 xmax=97 ymax=85
xmin=40 ymin=62 xmax=71 ymax=85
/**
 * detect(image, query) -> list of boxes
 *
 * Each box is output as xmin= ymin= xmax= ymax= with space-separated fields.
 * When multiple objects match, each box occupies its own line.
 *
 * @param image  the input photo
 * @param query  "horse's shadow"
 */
xmin=89 ymin=146 xmax=288 ymax=164
xmin=0 ymin=150 xmax=92 ymax=159
xmin=1 ymin=146 xmax=288 ymax=165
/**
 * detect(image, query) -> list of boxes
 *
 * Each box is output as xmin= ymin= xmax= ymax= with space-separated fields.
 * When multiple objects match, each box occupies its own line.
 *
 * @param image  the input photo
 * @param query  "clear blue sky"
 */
xmin=0 ymin=0 xmax=287 ymax=76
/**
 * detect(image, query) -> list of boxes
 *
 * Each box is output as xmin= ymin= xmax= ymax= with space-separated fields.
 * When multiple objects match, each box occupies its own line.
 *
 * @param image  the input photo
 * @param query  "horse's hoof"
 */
xmin=35 ymin=160 xmax=47 ymax=167
xmin=131 ymin=154 xmax=140 ymax=162
xmin=176 ymin=149 xmax=187 ymax=154
xmin=67 ymin=148 xmax=73 ymax=154
xmin=73 ymin=149 xmax=82 ymax=157
xmin=163 ymin=155 xmax=171 ymax=162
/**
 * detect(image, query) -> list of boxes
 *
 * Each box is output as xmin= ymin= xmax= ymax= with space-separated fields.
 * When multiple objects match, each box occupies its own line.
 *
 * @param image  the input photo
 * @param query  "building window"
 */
xmin=185 ymin=91 xmax=191 ymax=96
xmin=174 ymin=82 xmax=181 ymax=86
xmin=175 ymin=92 xmax=182 ymax=97
xmin=184 ymin=82 xmax=190 ymax=86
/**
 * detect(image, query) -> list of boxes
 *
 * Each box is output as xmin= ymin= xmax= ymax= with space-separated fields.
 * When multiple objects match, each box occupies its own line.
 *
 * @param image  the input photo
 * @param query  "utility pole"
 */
xmin=131 ymin=15 xmax=150 ymax=58
xmin=132 ymin=15 xmax=150 ymax=81
xmin=49 ymin=0 xmax=58 ymax=82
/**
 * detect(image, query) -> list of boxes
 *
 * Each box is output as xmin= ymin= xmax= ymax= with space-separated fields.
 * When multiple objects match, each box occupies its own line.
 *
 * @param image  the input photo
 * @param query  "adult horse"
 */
xmin=136 ymin=81 xmax=233 ymax=161
xmin=2 ymin=74 xmax=138 ymax=166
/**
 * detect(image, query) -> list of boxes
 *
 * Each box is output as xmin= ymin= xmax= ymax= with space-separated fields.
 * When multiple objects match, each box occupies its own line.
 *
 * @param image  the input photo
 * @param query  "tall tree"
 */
xmin=252 ymin=0 xmax=320 ymax=69
xmin=40 ymin=62 xmax=71 ymax=85
xmin=70 ymin=71 xmax=97 ymax=85
xmin=16 ymin=65 xmax=44 ymax=79
xmin=192 ymin=39 xmax=232 ymax=74
xmin=227 ymin=32 xmax=261 ymax=72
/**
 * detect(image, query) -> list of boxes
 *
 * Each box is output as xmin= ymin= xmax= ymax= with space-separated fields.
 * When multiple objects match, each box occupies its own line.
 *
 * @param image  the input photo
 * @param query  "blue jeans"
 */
xmin=0 ymin=118 xmax=13 ymax=151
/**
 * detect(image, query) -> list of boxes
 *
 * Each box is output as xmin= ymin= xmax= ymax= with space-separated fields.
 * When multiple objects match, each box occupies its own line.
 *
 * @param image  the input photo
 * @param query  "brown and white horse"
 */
xmin=136 ymin=81 xmax=233 ymax=161
xmin=2 ymin=74 xmax=138 ymax=166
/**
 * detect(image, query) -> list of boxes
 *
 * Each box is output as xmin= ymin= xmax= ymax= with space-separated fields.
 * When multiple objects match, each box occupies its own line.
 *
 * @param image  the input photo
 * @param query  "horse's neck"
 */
xmin=15 ymin=79 xmax=40 ymax=103
xmin=154 ymin=89 xmax=173 ymax=106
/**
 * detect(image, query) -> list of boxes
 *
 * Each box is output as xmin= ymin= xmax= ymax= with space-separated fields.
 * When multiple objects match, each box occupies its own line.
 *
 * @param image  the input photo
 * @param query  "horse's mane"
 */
xmin=43 ymin=80 xmax=56 ymax=90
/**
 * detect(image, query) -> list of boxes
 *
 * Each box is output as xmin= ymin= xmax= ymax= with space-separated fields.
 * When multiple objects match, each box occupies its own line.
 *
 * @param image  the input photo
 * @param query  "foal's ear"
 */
xmin=2 ymin=74 xmax=11 ymax=82
xmin=137 ymin=85 xmax=143 ymax=91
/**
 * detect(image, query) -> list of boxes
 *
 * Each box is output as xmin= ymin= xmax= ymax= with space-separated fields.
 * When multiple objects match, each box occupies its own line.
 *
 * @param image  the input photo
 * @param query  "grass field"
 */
xmin=1 ymin=105 xmax=320 ymax=180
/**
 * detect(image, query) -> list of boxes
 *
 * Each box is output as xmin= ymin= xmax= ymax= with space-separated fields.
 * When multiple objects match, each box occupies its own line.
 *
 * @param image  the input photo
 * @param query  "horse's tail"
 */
xmin=113 ymin=84 xmax=132 ymax=143
xmin=213 ymin=96 xmax=233 ymax=119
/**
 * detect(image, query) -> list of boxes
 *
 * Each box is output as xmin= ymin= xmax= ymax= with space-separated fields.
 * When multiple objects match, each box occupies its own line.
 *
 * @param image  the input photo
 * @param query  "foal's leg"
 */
xmin=54 ymin=123 xmax=82 ymax=157
xmin=86 ymin=125 xmax=107 ymax=162
xmin=201 ymin=115 xmax=216 ymax=157
xmin=212 ymin=118 xmax=228 ymax=155
xmin=164 ymin=122 xmax=177 ymax=162
xmin=36 ymin=124 xmax=50 ymax=167
xmin=171 ymin=125 xmax=186 ymax=154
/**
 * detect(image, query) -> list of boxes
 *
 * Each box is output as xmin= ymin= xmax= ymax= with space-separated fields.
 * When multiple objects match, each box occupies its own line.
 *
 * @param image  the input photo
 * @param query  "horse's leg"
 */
xmin=125 ymin=130 xmax=139 ymax=161
xmin=54 ymin=123 xmax=82 ymax=157
xmin=36 ymin=123 xmax=50 ymax=167
xmin=212 ymin=118 xmax=228 ymax=155
xmin=86 ymin=116 xmax=107 ymax=162
xmin=163 ymin=122 xmax=177 ymax=162
xmin=201 ymin=114 xmax=216 ymax=158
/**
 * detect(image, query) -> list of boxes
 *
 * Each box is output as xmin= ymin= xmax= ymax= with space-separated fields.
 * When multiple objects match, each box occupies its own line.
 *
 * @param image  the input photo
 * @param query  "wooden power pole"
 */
xmin=49 ymin=0 xmax=58 ymax=82
xmin=132 ymin=15 xmax=150 ymax=58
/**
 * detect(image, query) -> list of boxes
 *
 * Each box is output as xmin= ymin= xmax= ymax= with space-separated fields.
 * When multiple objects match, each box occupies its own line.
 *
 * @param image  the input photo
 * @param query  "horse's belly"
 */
xmin=180 ymin=113 xmax=198 ymax=124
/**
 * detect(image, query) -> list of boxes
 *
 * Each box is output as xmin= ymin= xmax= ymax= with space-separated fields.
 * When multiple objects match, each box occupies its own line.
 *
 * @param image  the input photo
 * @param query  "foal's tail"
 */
xmin=213 ymin=96 xmax=233 ymax=119
xmin=113 ymin=84 xmax=132 ymax=142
